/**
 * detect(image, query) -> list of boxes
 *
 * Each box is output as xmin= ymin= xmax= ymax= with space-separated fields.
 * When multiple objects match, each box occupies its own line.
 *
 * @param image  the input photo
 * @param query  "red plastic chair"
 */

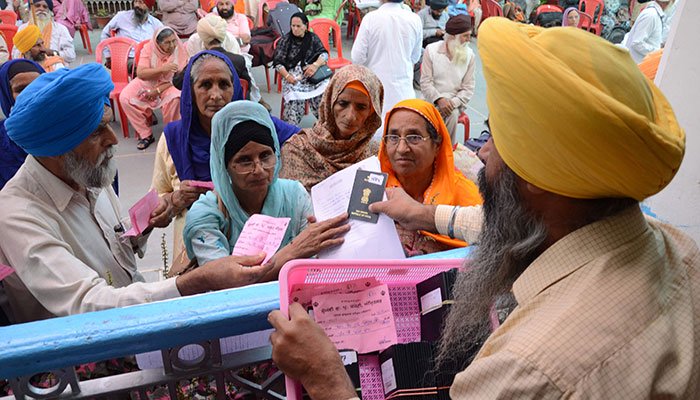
xmin=95 ymin=37 xmax=137 ymax=138
xmin=309 ymin=18 xmax=351 ymax=71
xmin=578 ymin=11 xmax=593 ymax=31
xmin=132 ymin=39 xmax=150 ymax=79
xmin=77 ymin=24 xmax=92 ymax=54
xmin=578 ymin=0 xmax=603 ymax=35
xmin=0 ymin=10 xmax=17 ymax=25
xmin=483 ymin=0 xmax=503 ymax=19
xmin=480 ymin=0 xmax=503 ymax=20
xmin=257 ymin=0 xmax=288 ymax=27
xmin=240 ymin=79 xmax=249 ymax=99
xmin=0 ymin=24 xmax=18 ymax=57
xmin=335 ymin=0 xmax=362 ymax=39
xmin=536 ymin=4 xmax=562 ymax=15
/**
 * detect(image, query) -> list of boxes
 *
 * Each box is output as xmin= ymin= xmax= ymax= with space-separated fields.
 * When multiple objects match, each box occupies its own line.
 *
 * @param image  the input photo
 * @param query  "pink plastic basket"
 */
xmin=279 ymin=258 xmax=465 ymax=400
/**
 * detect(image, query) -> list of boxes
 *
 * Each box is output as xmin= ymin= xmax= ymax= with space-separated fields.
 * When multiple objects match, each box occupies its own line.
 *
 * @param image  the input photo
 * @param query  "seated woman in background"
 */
xmin=151 ymin=51 xmax=301 ymax=261
xmin=562 ymin=7 xmax=580 ymax=27
xmin=119 ymin=26 xmax=188 ymax=150
xmin=273 ymin=12 xmax=330 ymax=125
xmin=279 ymin=65 xmax=383 ymax=191
xmin=183 ymin=101 xmax=349 ymax=277
xmin=379 ymin=99 xmax=482 ymax=256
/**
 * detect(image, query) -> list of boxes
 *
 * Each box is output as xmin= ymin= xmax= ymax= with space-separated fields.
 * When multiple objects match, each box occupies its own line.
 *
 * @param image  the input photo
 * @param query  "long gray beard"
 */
xmin=446 ymin=37 xmax=468 ymax=66
xmin=64 ymin=146 xmax=117 ymax=189
xmin=434 ymin=166 xmax=548 ymax=372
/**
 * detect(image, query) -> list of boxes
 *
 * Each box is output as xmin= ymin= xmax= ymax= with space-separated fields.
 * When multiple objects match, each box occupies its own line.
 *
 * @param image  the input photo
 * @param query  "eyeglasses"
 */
xmin=383 ymin=134 xmax=431 ymax=146
xmin=230 ymin=153 xmax=276 ymax=174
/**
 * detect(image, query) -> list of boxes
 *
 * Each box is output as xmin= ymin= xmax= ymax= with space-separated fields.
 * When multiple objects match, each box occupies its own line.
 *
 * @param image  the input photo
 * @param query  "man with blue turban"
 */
xmin=0 ymin=63 xmax=274 ymax=323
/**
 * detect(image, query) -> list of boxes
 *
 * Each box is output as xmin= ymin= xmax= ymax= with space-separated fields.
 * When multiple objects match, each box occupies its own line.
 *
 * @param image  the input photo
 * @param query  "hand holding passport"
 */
xmin=347 ymin=170 xmax=388 ymax=224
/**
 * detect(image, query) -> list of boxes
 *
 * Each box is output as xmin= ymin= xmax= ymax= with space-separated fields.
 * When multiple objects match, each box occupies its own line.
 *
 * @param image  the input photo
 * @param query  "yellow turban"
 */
xmin=197 ymin=14 xmax=228 ymax=45
xmin=13 ymin=25 xmax=41 ymax=55
xmin=478 ymin=18 xmax=685 ymax=201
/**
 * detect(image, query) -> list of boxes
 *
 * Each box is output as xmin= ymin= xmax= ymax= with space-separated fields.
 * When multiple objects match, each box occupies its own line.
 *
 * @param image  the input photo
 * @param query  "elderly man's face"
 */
xmin=34 ymin=0 xmax=51 ymax=18
xmin=63 ymin=106 xmax=119 ymax=188
xmin=10 ymin=71 xmax=41 ymax=100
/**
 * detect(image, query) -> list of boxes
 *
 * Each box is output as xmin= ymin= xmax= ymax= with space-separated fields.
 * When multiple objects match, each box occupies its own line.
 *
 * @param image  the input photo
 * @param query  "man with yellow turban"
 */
xmin=12 ymin=24 xmax=66 ymax=72
xmin=12 ymin=0 xmax=75 ymax=63
xmin=262 ymin=18 xmax=700 ymax=399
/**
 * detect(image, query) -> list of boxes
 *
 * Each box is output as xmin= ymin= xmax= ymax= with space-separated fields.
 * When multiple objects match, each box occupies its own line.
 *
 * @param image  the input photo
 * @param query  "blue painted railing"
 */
xmin=0 ymin=281 xmax=280 ymax=379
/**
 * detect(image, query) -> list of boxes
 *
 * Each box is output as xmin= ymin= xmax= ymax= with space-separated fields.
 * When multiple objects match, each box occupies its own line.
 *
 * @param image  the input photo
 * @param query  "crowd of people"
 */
xmin=0 ymin=0 xmax=698 ymax=398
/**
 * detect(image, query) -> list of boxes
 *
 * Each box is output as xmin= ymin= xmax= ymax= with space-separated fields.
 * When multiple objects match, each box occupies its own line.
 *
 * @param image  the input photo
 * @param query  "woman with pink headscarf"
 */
xmin=562 ymin=7 xmax=581 ymax=27
xmin=119 ymin=26 xmax=188 ymax=150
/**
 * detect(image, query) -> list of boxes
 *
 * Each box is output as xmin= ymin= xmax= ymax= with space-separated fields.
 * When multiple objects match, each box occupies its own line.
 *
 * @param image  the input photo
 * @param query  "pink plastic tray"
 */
xmin=279 ymin=258 xmax=464 ymax=400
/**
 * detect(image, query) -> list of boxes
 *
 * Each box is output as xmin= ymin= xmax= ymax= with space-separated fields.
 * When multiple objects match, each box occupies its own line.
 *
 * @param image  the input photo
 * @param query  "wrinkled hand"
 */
xmin=176 ymin=253 xmax=273 ymax=295
xmin=290 ymin=213 xmax=349 ymax=259
xmin=303 ymin=64 xmax=318 ymax=78
xmin=269 ymin=303 xmax=356 ymax=400
xmin=142 ymin=89 xmax=159 ymax=101
xmin=148 ymin=196 xmax=173 ymax=228
xmin=369 ymin=187 xmax=437 ymax=232
xmin=162 ymin=62 xmax=179 ymax=74
xmin=436 ymin=97 xmax=454 ymax=117
xmin=172 ymin=180 xmax=210 ymax=211
xmin=436 ymin=28 xmax=445 ymax=36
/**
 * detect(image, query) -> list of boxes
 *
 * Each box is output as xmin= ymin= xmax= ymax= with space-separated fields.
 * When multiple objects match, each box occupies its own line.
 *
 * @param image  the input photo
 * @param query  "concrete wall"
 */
xmin=645 ymin=0 xmax=700 ymax=243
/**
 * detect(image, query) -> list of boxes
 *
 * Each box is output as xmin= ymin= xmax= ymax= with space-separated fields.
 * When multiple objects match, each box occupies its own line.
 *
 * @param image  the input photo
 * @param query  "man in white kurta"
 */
xmin=420 ymin=14 xmax=475 ymax=144
xmin=351 ymin=0 xmax=422 ymax=123
xmin=621 ymin=0 xmax=670 ymax=63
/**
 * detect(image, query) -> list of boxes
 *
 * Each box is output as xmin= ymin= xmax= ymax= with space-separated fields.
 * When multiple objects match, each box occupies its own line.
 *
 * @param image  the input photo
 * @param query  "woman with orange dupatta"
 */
xmin=379 ymin=98 xmax=482 ymax=256
xmin=119 ymin=26 xmax=189 ymax=150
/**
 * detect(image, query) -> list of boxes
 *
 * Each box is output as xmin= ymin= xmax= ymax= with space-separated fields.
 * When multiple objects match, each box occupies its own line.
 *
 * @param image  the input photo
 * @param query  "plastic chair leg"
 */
xmin=114 ymin=99 xmax=130 ymax=138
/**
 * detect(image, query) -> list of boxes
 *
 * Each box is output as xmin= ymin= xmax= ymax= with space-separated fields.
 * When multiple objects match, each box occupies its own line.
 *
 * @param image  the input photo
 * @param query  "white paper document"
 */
xmin=311 ymin=157 xmax=405 ymax=260
xmin=135 ymin=329 xmax=273 ymax=369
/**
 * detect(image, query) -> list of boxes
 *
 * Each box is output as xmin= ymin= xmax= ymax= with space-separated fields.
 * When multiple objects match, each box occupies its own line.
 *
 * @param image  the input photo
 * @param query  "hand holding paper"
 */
xmin=122 ymin=189 xmax=160 ymax=237
xmin=232 ymin=214 xmax=291 ymax=264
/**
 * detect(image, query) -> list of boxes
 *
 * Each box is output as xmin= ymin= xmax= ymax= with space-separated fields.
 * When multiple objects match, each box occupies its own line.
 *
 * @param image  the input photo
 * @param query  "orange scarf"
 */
xmin=40 ymin=21 xmax=52 ymax=51
xmin=378 ymin=99 xmax=482 ymax=248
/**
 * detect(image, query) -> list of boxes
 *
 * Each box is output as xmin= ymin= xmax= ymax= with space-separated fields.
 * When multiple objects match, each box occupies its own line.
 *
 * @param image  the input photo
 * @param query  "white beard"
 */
xmin=447 ymin=38 xmax=469 ymax=66
xmin=35 ymin=12 xmax=51 ymax=31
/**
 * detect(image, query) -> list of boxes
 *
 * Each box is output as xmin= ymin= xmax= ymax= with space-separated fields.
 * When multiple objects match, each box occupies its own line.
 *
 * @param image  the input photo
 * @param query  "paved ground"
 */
xmin=74 ymin=24 xmax=490 ymax=280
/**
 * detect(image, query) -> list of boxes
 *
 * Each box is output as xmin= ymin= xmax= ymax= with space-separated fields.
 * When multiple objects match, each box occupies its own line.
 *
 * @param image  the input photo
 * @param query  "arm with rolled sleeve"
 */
xmin=434 ymin=204 xmax=482 ymax=244
xmin=451 ymin=52 xmax=476 ymax=109
xmin=0 ymin=212 xmax=180 ymax=317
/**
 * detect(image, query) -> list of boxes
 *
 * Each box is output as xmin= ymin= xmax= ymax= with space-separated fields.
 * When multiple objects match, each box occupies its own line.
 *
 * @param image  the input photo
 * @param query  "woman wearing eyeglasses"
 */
xmin=379 ymin=99 xmax=482 ymax=256
xmin=183 ymin=101 xmax=349 ymax=276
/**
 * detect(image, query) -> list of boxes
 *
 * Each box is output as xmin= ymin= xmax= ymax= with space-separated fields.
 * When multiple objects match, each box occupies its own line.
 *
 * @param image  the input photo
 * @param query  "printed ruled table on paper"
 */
xmin=232 ymin=214 xmax=291 ymax=264
xmin=312 ymin=284 xmax=398 ymax=354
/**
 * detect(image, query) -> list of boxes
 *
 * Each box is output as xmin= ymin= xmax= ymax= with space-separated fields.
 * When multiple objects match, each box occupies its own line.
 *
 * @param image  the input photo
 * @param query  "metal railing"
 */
xmin=85 ymin=0 xmax=133 ymax=16
xmin=0 ymin=282 xmax=283 ymax=399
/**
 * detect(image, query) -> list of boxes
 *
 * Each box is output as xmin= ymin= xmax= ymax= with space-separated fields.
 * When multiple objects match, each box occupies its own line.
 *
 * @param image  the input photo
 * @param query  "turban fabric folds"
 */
xmin=198 ymin=14 xmax=228 ymax=45
xmin=13 ymin=25 xmax=41 ymax=54
xmin=26 ymin=0 xmax=53 ymax=11
xmin=6 ymin=63 xmax=114 ymax=157
xmin=478 ymin=18 xmax=684 ymax=201
xmin=445 ymin=14 xmax=472 ymax=35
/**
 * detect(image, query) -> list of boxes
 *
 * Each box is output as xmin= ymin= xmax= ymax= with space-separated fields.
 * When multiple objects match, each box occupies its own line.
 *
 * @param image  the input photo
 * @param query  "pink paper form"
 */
xmin=123 ymin=189 xmax=160 ymax=237
xmin=312 ymin=284 xmax=398 ymax=354
xmin=0 ymin=264 xmax=15 ymax=282
xmin=290 ymin=277 xmax=381 ymax=308
xmin=189 ymin=181 xmax=215 ymax=190
xmin=232 ymin=214 xmax=290 ymax=264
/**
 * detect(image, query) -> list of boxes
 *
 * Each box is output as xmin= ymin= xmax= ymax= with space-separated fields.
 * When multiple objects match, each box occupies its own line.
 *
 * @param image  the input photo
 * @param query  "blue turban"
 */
xmin=5 ymin=63 xmax=114 ymax=157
